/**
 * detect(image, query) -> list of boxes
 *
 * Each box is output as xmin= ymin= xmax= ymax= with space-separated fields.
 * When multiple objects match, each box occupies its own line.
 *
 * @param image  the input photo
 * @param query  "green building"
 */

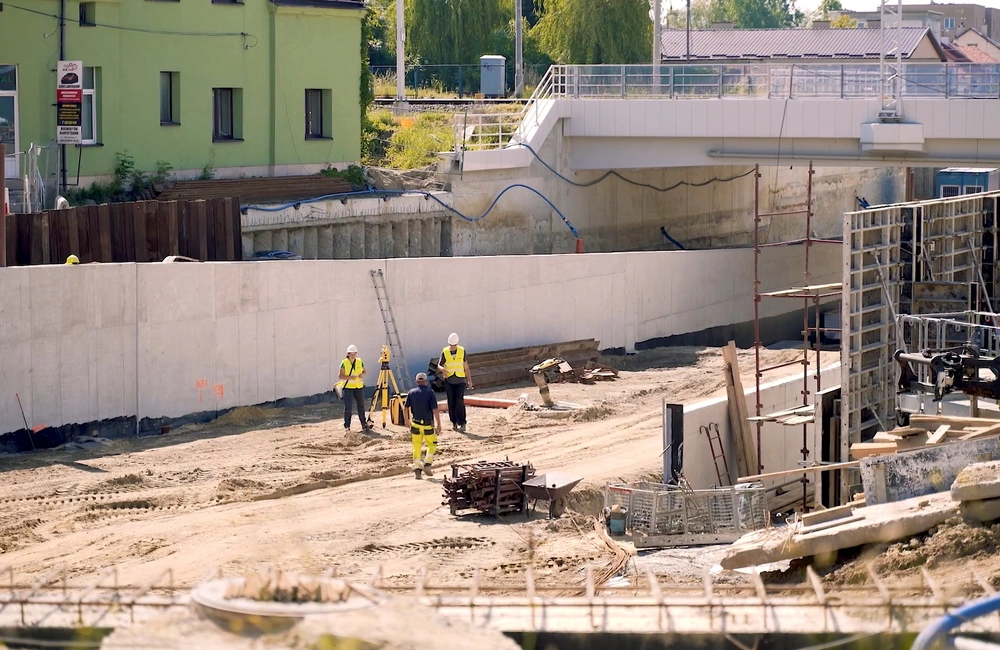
xmin=0 ymin=0 xmax=365 ymax=189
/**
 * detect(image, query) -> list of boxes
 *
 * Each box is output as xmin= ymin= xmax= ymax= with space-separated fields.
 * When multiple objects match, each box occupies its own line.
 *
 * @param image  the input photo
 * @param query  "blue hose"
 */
xmin=911 ymin=594 xmax=1000 ymax=650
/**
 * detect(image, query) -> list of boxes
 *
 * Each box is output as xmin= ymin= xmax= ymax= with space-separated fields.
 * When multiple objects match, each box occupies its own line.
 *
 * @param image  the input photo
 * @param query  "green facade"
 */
xmin=0 ymin=0 xmax=364 ymax=180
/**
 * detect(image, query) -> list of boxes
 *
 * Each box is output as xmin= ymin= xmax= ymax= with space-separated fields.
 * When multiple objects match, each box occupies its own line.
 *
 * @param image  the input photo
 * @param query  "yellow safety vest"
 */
xmin=442 ymin=346 xmax=466 ymax=378
xmin=341 ymin=358 xmax=364 ymax=389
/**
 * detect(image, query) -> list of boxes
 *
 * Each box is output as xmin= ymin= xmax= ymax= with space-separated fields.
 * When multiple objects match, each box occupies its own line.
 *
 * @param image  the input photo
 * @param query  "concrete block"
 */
xmin=959 ymin=496 xmax=1000 ymax=523
xmin=951 ymin=460 xmax=1000 ymax=503
xmin=860 ymin=438 xmax=1000 ymax=506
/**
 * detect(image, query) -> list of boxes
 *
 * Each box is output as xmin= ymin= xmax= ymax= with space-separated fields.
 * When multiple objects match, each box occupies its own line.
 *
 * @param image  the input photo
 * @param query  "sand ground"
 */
xmin=0 ymin=345 xmax=995 ymax=601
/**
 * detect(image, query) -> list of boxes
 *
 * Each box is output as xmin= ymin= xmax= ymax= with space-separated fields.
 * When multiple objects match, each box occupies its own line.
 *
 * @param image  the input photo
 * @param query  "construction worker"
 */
xmin=65 ymin=255 xmax=79 ymax=265
xmin=404 ymin=372 xmax=443 ymax=480
xmin=338 ymin=345 xmax=370 ymax=432
xmin=438 ymin=333 xmax=473 ymax=433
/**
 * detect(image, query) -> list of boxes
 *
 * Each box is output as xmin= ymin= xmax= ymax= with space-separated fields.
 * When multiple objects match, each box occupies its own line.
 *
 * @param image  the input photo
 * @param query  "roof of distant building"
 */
xmin=660 ymin=26 xmax=943 ymax=61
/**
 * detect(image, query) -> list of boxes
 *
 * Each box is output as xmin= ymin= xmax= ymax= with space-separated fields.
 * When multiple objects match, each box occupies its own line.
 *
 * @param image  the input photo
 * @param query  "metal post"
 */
xmin=753 ymin=164 xmax=763 ymax=473
xmin=458 ymin=65 xmax=463 ymax=99
xmin=395 ymin=0 xmax=405 ymax=102
xmin=801 ymin=161 xmax=815 ymax=513
xmin=0 ymin=144 xmax=6 ymax=221
xmin=685 ymin=0 xmax=691 ymax=61
xmin=59 ymin=0 xmax=67 ymax=194
xmin=515 ymin=0 xmax=524 ymax=97
xmin=653 ymin=0 xmax=662 ymax=95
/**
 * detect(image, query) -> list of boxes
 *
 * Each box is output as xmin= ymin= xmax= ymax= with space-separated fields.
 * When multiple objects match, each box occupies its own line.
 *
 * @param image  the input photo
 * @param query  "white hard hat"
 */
xmin=346 ymin=344 xmax=358 ymax=354
xmin=448 ymin=333 xmax=459 ymax=346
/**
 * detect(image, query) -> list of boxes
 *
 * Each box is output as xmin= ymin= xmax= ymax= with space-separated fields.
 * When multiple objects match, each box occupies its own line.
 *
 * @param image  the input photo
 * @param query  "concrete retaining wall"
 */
xmin=448 ymin=129 xmax=904 ymax=255
xmin=681 ymin=365 xmax=841 ymax=489
xmin=0 ymin=244 xmax=839 ymax=439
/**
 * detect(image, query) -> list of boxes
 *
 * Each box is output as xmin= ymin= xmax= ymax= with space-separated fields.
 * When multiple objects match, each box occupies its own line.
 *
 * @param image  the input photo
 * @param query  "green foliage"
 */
xmin=404 ymin=0 xmax=509 ymax=65
xmin=362 ymin=109 xmax=397 ymax=164
xmin=362 ymin=109 xmax=454 ymax=169
xmin=361 ymin=6 xmax=376 ymax=115
xmin=710 ymin=0 xmax=803 ymax=28
xmin=365 ymin=0 xmax=396 ymax=66
xmin=533 ymin=0 xmax=652 ymax=64
xmin=320 ymin=164 xmax=368 ymax=187
xmin=152 ymin=160 xmax=173 ymax=183
xmin=830 ymin=13 xmax=857 ymax=27
xmin=819 ymin=0 xmax=843 ymax=19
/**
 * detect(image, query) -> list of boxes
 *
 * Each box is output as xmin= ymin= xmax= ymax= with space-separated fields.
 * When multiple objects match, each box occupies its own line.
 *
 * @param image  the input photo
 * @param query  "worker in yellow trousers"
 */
xmin=404 ymin=372 xmax=443 ymax=480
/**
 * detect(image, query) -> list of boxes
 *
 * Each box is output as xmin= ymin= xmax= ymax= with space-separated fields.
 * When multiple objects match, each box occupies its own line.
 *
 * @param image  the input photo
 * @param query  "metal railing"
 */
xmin=454 ymin=62 xmax=1000 ymax=152
xmin=547 ymin=63 xmax=1000 ymax=100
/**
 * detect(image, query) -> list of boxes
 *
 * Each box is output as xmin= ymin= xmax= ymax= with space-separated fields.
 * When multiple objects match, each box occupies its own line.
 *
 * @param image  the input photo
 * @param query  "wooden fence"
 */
xmin=0 ymin=198 xmax=242 ymax=266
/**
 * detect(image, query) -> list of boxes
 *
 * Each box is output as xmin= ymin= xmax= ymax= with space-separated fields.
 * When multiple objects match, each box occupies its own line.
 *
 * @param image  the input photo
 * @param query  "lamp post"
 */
xmin=515 ymin=0 xmax=524 ymax=97
xmin=395 ymin=0 xmax=405 ymax=102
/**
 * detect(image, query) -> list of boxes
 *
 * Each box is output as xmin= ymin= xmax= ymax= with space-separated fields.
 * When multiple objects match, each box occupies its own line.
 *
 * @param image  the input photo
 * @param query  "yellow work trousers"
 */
xmin=411 ymin=422 xmax=437 ymax=469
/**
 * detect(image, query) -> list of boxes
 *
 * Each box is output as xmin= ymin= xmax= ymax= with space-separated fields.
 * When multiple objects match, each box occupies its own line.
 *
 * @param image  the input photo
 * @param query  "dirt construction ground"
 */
xmin=1 ymin=345 xmax=998 ymax=600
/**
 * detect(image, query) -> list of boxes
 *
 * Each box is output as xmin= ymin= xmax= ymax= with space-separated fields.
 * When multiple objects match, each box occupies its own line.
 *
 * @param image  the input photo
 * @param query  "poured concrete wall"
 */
xmin=682 ymin=365 xmax=841 ymax=489
xmin=448 ymin=128 xmax=904 ymax=255
xmin=0 ymin=244 xmax=839 ymax=437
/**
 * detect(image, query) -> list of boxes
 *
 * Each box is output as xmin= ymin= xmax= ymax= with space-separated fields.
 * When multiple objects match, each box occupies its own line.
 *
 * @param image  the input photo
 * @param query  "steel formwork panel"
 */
xmin=842 ymin=192 xmax=1000 ymax=498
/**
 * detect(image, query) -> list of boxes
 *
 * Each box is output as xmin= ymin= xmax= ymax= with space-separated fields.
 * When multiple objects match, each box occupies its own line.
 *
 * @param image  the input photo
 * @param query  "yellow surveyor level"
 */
xmin=368 ymin=345 xmax=404 ymax=429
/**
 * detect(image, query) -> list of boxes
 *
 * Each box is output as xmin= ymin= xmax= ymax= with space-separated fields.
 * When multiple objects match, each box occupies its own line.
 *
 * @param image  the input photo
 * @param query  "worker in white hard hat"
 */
xmin=338 ymin=345 xmax=371 ymax=432
xmin=404 ymin=372 xmax=443 ymax=480
xmin=438 ymin=333 xmax=473 ymax=433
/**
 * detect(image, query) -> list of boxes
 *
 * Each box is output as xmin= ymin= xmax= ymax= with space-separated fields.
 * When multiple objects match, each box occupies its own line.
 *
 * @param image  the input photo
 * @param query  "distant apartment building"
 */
xmin=831 ymin=3 xmax=1000 ymax=41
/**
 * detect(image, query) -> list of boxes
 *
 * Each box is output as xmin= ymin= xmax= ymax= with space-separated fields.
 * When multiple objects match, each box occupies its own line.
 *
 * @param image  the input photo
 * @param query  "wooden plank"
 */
xmin=850 ymin=442 xmax=897 ymax=460
xmin=926 ymin=425 xmax=950 ymax=445
xmin=78 ymin=206 xmax=94 ymax=263
xmin=738 ymin=461 xmax=860 ymax=483
xmin=177 ymin=200 xmax=191 ymax=258
xmin=760 ymin=283 xmax=843 ymax=297
xmin=205 ymin=198 xmax=218 ymax=261
xmin=132 ymin=201 xmax=148 ymax=263
xmin=192 ymin=200 xmax=209 ymax=261
xmin=220 ymin=197 xmax=235 ymax=261
xmin=97 ymin=203 xmax=112 ymax=262
xmin=67 ymin=206 xmax=80 ymax=260
xmin=722 ymin=341 xmax=757 ymax=477
xmin=908 ymin=414 xmax=997 ymax=430
xmin=231 ymin=197 xmax=242 ymax=261
xmin=29 ymin=213 xmax=45 ymax=265
xmin=1 ymin=213 xmax=16 ymax=267
xmin=873 ymin=432 xmax=901 ymax=443
xmin=887 ymin=427 xmax=927 ymax=438
xmin=212 ymin=198 xmax=228 ymax=261
xmin=801 ymin=498 xmax=866 ymax=527
xmin=148 ymin=200 xmax=163 ymax=262
xmin=15 ymin=213 xmax=31 ymax=266
xmin=960 ymin=421 xmax=1000 ymax=441
xmin=50 ymin=208 xmax=71 ymax=265
xmin=164 ymin=201 xmax=179 ymax=257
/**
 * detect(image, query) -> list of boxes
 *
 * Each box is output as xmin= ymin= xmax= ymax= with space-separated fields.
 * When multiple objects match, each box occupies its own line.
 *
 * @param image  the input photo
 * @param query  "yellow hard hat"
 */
xmin=65 ymin=255 xmax=80 ymax=265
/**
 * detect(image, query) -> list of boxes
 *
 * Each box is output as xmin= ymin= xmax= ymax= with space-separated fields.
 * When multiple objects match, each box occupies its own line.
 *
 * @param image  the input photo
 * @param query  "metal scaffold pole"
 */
xmin=753 ymin=161 xmax=842 ymax=511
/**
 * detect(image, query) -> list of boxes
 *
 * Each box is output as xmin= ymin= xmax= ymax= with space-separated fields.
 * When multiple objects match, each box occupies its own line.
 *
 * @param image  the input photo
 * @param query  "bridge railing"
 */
xmin=548 ymin=63 xmax=1000 ymax=100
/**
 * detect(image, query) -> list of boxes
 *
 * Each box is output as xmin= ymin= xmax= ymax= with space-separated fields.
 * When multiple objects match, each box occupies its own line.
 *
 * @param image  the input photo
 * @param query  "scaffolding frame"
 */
xmin=752 ymin=162 xmax=843 ymax=512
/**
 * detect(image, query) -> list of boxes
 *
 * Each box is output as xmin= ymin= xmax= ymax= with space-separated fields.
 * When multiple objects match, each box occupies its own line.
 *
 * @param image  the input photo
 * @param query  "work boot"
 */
xmin=423 ymin=463 xmax=434 ymax=477
xmin=414 ymin=468 xmax=422 ymax=480
xmin=458 ymin=424 xmax=467 ymax=433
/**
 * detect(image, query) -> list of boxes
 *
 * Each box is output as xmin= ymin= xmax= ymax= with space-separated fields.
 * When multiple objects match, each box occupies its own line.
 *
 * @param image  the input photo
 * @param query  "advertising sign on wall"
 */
xmin=56 ymin=60 xmax=83 ymax=145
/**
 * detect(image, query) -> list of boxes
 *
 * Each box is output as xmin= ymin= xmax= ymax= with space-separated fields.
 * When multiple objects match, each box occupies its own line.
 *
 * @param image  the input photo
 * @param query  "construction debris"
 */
xmin=443 ymin=461 xmax=534 ymax=517
xmin=952 ymin=460 xmax=1000 ymax=523
xmin=721 ymin=341 xmax=757 ymax=478
xmin=850 ymin=414 xmax=1000 ymax=460
xmin=859 ymin=437 xmax=1000 ymax=505
xmin=529 ymin=357 xmax=618 ymax=408
xmin=427 ymin=339 xmax=601 ymax=391
xmin=720 ymin=491 xmax=959 ymax=570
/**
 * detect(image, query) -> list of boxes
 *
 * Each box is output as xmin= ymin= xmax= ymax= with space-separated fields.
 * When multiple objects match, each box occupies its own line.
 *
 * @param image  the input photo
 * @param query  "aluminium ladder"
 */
xmin=370 ymin=269 xmax=410 ymax=391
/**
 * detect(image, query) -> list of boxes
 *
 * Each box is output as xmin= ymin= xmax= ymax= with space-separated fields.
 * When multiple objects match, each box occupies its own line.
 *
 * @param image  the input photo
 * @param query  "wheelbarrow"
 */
xmin=522 ymin=472 xmax=583 ymax=519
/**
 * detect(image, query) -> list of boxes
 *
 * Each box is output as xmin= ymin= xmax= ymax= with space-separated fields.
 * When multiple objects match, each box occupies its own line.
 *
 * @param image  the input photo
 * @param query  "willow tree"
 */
xmin=404 ymin=0 xmax=510 ymax=64
xmin=532 ymin=0 xmax=652 ymax=64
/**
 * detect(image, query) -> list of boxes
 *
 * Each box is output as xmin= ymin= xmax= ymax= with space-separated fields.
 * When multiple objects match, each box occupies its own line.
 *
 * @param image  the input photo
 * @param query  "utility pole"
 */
xmin=686 ymin=0 xmax=691 ymax=61
xmin=59 ymin=0 xmax=67 ymax=193
xmin=395 ymin=0 xmax=405 ymax=102
xmin=515 ymin=0 xmax=524 ymax=97
xmin=653 ymin=0 xmax=662 ymax=94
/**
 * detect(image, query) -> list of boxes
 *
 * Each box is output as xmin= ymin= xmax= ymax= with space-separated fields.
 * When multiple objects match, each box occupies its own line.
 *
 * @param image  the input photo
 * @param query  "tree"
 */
xmin=404 ymin=0 xmax=509 ymax=64
xmin=830 ymin=13 xmax=857 ymax=27
xmin=532 ymin=0 xmax=653 ymax=64
xmin=709 ymin=0 xmax=802 ymax=28
xmin=818 ymin=0 xmax=842 ymax=19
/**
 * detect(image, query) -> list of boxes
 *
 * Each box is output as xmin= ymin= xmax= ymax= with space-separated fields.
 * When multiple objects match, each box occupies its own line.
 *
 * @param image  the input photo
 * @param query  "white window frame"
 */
xmin=941 ymin=184 xmax=961 ymax=198
xmin=964 ymin=185 xmax=984 ymax=194
xmin=943 ymin=17 xmax=956 ymax=29
xmin=0 ymin=64 xmax=18 ymax=179
xmin=83 ymin=67 xmax=97 ymax=145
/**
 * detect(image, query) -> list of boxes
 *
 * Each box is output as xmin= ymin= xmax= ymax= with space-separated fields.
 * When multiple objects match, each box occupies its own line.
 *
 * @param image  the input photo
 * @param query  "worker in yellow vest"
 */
xmin=338 ymin=345 xmax=371 ymax=432
xmin=438 ymin=333 xmax=473 ymax=433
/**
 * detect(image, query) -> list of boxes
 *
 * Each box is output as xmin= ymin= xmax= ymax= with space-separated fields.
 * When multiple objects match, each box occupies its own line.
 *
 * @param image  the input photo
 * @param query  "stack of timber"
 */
xmin=850 ymin=414 xmax=1000 ymax=460
xmin=155 ymin=176 xmax=353 ymax=203
xmin=432 ymin=339 xmax=601 ymax=390
xmin=443 ymin=461 xmax=535 ymax=516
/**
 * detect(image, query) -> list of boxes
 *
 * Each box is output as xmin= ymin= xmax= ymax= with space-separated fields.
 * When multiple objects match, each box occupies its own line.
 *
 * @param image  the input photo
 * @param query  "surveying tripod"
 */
xmin=368 ymin=345 xmax=404 ymax=430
